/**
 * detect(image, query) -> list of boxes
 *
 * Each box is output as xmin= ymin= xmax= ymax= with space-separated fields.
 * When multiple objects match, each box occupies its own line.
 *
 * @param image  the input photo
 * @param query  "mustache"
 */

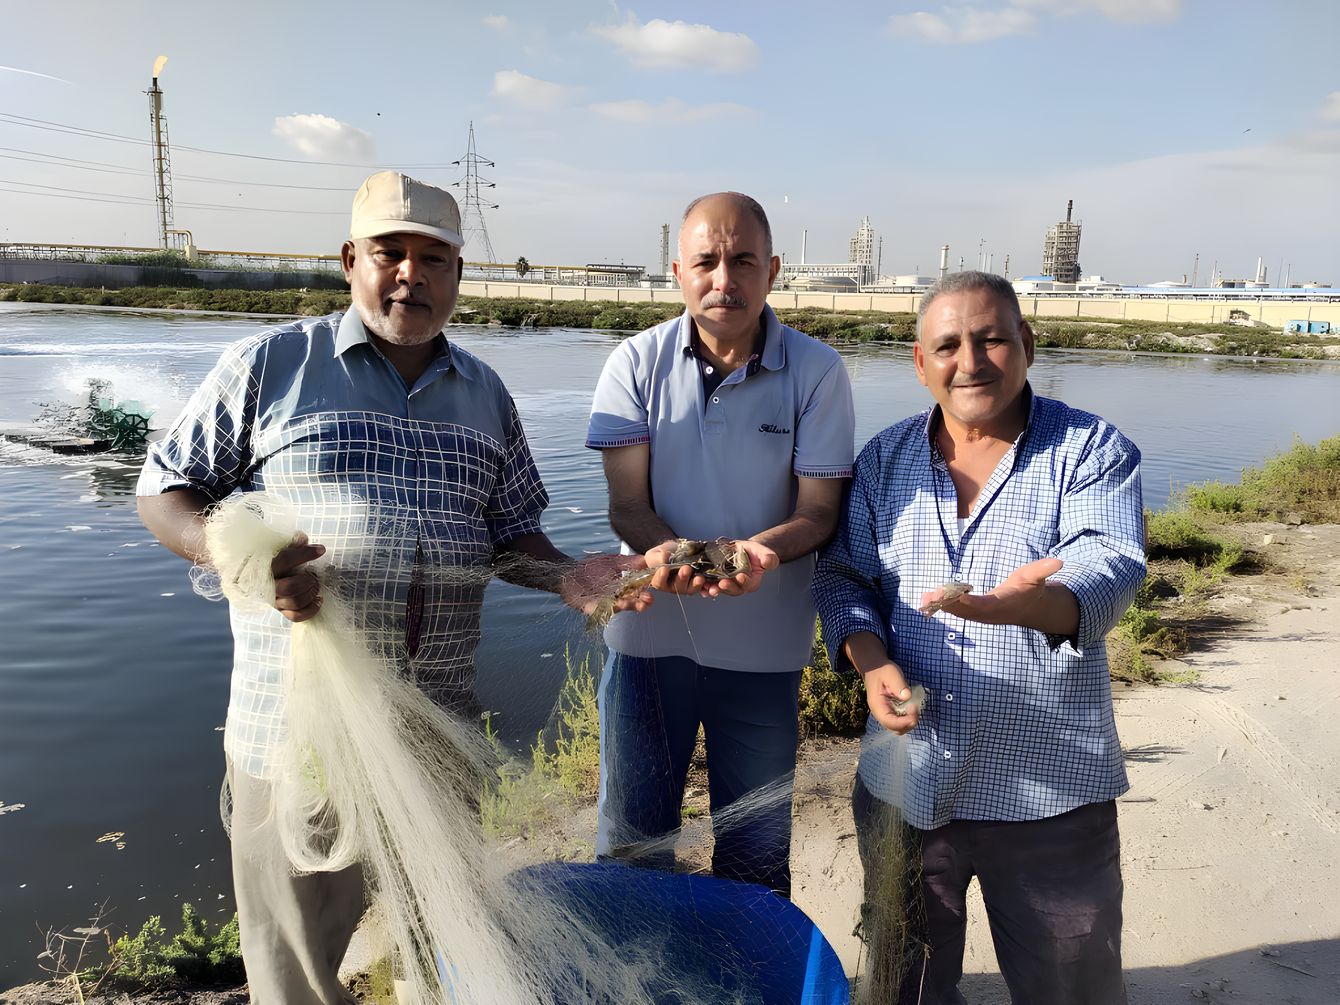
xmin=700 ymin=292 xmax=749 ymax=309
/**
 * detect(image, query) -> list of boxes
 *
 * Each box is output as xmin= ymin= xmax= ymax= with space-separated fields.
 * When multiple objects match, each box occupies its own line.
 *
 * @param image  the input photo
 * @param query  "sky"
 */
xmin=1 ymin=0 xmax=1337 ymax=286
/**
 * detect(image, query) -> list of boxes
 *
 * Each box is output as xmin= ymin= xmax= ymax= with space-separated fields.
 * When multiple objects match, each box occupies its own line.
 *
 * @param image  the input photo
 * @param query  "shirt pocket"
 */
xmin=998 ymin=520 xmax=1059 ymax=568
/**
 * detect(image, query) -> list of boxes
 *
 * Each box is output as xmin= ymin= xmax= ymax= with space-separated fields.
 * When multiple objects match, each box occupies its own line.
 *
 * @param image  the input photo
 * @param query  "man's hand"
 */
xmin=864 ymin=661 xmax=920 ymax=735
xmin=272 ymin=532 xmax=325 ymax=623
xmin=841 ymin=630 xmax=920 ymax=735
xmin=558 ymin=553 xmax=652 ymax=617
xmin=922 ymin=557 xmax=1079 ymax=636
xmin=643 ymin=539 xmax=779 ymax=597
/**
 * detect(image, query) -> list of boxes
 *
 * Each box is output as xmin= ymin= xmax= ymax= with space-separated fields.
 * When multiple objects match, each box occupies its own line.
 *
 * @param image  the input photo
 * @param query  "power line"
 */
xmin=0 ymin=111 xmax=457 ymax=170
xmin=0 ymin=146 xmax=365 ymax=191
xmin=0 ymin=145 xmax=147 ymax=173
xmin=0 ymin=178 xmax=345 ymax=214
xmin=0 ymin=178 xmax=151 ymax=201
xmin=0 ymin=186 xmax=150 ymax=208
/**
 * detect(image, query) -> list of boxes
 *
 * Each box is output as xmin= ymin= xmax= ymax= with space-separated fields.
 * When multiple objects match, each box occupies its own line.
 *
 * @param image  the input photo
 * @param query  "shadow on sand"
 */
xmin=951 ymin=937 xmax=1338 ymax=1005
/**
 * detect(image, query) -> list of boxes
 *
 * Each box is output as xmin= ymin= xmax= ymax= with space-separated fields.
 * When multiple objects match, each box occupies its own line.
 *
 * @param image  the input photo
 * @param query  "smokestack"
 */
xmin=801 ymin=229 xmax=807 ymax=265
xmin=1256 ymin=257 xmax=1265 ymax=283
xmin=939 ymin=245 xmax=949 ymax=279
xmin=1066 ymin=199 xmax=1073 ymax=223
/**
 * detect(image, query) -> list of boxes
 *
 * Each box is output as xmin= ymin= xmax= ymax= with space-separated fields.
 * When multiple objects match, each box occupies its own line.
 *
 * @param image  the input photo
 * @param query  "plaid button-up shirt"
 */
xmin=139 ymin=310 xmax=548 ymax=777
xmin=813 ymin=389 xmax=1144 ymax=828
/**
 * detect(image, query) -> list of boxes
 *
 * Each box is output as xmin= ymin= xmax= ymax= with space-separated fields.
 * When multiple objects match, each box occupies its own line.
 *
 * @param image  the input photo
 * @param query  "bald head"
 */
xmin=679 ymin=192 xmax=772 ymax=259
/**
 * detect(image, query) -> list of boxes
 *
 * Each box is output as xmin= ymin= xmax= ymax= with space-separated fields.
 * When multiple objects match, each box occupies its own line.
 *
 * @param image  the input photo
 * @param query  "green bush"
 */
xmin=1181 ymin=434 xmax=1340 ymax=524
xmin=799 ymin=622 xmax=867 ymax=734
xmin=592 ymin=307 xmax=665 ymax=331
xmin=1146 ymin=511 xmax=1241 ymax=569
xmin=0 ymin=284 xmax=352 ymax=316
xmin=112 ymin=904 xmax=244 ymax=989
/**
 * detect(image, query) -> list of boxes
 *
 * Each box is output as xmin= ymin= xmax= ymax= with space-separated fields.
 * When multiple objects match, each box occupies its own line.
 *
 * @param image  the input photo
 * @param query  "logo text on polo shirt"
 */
xmin=759 ymin=423 xmax=791 ymax=435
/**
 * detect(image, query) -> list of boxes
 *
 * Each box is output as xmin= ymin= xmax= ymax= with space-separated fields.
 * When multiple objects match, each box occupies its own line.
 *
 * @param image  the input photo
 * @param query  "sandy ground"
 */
xmin=10 ymin=524 xmax=1338 ymax=1005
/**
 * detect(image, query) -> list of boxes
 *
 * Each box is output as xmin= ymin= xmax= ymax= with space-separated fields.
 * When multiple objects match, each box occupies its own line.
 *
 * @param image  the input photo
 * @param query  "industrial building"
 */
xmin=781 ymin=217 xmax=878 ymax=290
xmin=1041 ymin=200 xmax=1082 ymax=284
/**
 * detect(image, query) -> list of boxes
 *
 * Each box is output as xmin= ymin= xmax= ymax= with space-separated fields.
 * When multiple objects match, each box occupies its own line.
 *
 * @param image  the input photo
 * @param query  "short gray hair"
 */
xmin=679 ymin=192 xmax=773 ymax=259
xmin=916 ymin=270 xmax=1023 ymax=339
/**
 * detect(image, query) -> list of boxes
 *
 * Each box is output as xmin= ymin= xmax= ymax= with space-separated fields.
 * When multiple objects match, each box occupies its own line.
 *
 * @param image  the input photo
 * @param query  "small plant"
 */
xmin=36 ymin=902 xmax=122 ymax=1002
xmin=534 ymin=648 xmax=602 ymax=797
xmin=480 ymin=649 xmax=602 ymax=839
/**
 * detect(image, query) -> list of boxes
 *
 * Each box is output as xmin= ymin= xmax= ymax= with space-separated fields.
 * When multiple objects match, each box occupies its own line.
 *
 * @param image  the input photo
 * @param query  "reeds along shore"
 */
xmin=4 ymin=284 xmax=1340 ymax=358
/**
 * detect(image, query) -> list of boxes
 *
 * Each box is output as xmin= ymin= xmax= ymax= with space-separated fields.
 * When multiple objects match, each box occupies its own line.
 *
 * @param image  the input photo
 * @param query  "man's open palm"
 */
xmin=924 ymin=557 xmax=1068 ymax=628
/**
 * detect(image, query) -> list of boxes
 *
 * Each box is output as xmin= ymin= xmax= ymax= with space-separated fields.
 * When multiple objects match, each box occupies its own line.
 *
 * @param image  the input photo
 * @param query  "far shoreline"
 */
xmin=3 ymin=297 xmax=1340 ymax=366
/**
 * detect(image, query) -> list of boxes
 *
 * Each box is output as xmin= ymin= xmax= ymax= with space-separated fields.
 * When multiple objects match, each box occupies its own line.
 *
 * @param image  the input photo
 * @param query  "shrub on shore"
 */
xmin=1183 ymin=434 xmax=1340 ymax=524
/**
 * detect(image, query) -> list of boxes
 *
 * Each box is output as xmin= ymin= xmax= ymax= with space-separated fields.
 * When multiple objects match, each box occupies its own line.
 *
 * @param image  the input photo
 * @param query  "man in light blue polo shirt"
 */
xmin=586 ymin=191 xmax=855 ymax=896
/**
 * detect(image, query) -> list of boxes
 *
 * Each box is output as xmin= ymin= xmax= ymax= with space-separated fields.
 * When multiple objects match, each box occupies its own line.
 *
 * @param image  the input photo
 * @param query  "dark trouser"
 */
xmin=853 ymin=774 xmax=1127 ymax=1005
xmin=596 ymin=652 xmax=801 ymax=896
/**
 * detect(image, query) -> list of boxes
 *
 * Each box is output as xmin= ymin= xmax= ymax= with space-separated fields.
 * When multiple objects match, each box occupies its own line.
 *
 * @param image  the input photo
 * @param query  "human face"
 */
xmin=672 ymin=197 xmax=781 ymax=347
xmin=914 ymin=288 xmax=1034 ymax=437
xmin=341 ymin=232 xmax=463 ymax=345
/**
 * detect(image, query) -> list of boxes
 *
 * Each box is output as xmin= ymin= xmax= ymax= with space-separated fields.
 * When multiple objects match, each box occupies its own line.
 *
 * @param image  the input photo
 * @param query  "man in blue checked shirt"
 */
xmin=138 ymin=172 xmax=646 ymax=1005
xmin=813 ymin=271 xmax=1144 ymax=1004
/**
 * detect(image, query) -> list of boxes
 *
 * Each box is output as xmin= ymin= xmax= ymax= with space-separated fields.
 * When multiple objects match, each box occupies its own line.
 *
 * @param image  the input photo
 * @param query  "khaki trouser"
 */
xmin=226 ymin=760 xmax=367 ymax=1005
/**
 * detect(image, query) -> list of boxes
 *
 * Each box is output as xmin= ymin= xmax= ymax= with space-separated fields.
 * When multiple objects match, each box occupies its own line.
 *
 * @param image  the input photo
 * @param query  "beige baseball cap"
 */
xmin=350 ymin=170 xmax=464 ymax=248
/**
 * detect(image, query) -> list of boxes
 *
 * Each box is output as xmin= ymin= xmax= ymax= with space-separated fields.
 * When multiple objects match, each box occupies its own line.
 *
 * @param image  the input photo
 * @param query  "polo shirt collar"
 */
xmin=675 ymin=302 xmax=787 ymax=372
xmin=335 ymin=308 xmax=457 ymax=377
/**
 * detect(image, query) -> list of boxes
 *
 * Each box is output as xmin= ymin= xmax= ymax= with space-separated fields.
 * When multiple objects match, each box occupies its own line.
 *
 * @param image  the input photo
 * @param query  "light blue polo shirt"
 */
xmin=586 ymin=305 xmax=855 ymax=672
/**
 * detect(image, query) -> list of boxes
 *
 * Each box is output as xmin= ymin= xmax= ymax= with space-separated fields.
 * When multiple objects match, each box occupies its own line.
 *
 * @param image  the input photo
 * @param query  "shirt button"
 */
xmin=705 ymin=365 xmax=714 ymax=374
xmin=712 ymin=396 xmax=720 ymax=403
xmin=943 ymin=751 xmax=952 ymax=759
xmin=947 ymin=632 xmax=956 ymax=640
xmin=945 ymin=693 xmax=954 ymax=702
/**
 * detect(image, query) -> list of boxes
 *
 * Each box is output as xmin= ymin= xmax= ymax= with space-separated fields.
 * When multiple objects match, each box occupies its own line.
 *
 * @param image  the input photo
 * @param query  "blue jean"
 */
xmin=596 ymin=652 xmax=802 ymax=896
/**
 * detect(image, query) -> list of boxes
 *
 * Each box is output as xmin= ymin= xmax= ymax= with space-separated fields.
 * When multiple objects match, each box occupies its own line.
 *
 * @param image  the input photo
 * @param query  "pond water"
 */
xmin=0 ymin=302 xmax=1336 ymax=982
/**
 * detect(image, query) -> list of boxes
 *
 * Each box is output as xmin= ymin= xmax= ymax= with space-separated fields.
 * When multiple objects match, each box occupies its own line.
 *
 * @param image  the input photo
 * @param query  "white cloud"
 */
xmin=1321 ymin=92 xmax=1340 ymax=122
xmin=483 ymin=14 xmax=510 ymax=30
xmin=591 ymin=14 xmax=759 ymax=73
xmin=271 ymin=113 xmax=375 ymax=161
xmin=1013 ymin=0 xmax=1182 ymax=24
xmin=888 ymin=7 xmax=1038 ymax=44
xmin=589 ymin=96 xmax=757 ymax=124
xmin=889 ymin=0 xmax=1180 ymax=43
xmin=490 ymin=70 xmax=580 ymax=110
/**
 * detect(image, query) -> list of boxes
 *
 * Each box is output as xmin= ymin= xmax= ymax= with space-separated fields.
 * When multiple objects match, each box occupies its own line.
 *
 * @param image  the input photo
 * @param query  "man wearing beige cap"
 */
xmin=138 ymin=171 xmax=644 ymax=1003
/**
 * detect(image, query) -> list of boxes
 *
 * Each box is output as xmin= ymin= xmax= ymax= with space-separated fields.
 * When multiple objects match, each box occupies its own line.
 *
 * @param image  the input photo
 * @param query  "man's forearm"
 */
xmin=608 ymin=499 xmax=679 ymax=555
xmin=137 ymin=488 xmax=215 ymax=563
xmin=494 ymin=532 xmax=574 ymax=593
xmin=751 ymin=509 xmax=838 ymax=564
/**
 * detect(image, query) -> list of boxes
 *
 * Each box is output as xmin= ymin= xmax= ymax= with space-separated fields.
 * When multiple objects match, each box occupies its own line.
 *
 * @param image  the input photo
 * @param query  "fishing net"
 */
xmin=850 ymin=729 xmax=929 ymax=1004
xmin=199 ymin=492 xmax=848 ymax=1005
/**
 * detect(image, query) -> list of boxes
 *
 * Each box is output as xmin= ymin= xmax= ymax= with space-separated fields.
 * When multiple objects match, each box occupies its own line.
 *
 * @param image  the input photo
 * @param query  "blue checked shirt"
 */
xmin=138 ymin=310 xmax=548 ymax=776
xmin=813 ymin=389 xmax=1144 ymax=828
